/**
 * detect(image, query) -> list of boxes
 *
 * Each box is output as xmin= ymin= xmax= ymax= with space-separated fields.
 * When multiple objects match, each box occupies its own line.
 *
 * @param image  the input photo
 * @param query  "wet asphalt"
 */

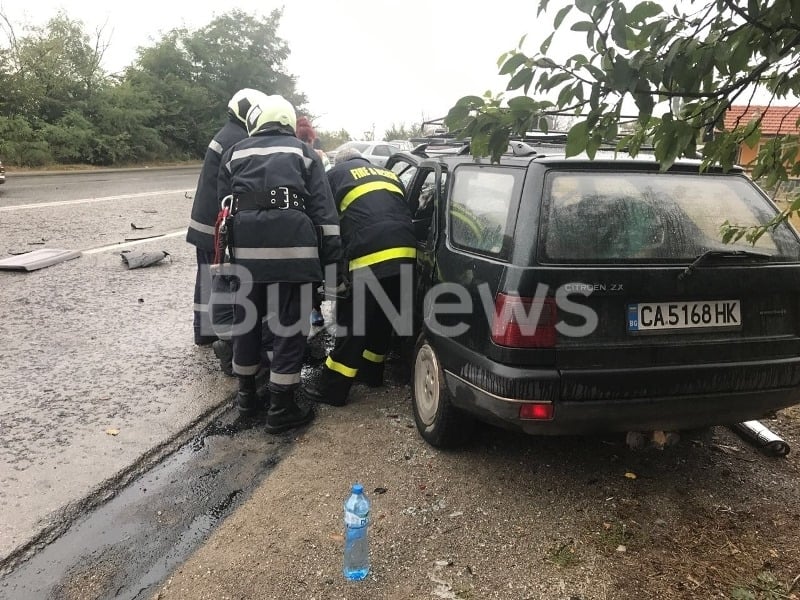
xmin=0 ymin=408 xmax=296 ymax=600
xmin=0 ymin=168 xmax=345 ymax=598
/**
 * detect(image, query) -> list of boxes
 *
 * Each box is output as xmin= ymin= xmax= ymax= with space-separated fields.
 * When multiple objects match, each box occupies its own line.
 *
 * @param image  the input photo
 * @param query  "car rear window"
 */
xmin=540 ymin=171 xmax=800 ymax=262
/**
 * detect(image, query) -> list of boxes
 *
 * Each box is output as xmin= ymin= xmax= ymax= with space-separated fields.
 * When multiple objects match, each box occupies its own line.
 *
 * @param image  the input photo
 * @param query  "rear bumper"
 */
xmin=445 ymin=370 xmax=799 ymax=434
xmin=438 ymin=339 xmax=800 ymax=434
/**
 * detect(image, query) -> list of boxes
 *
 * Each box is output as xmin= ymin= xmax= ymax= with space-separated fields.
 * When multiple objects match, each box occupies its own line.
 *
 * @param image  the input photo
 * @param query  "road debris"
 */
xmin=120 ymin=249 xmax=170 ymax=269
xmin=730 ymin=420 xmax=791 ymax=457
xmin=0 ymin=248 xmax=81 ymax=271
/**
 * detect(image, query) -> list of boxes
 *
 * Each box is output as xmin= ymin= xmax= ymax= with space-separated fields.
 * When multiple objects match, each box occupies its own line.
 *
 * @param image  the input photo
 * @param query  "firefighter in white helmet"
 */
xmin=187 ymin=88 xmax=268 ymax=350
xmin=217 ymin=95 xmax=342 ymax=433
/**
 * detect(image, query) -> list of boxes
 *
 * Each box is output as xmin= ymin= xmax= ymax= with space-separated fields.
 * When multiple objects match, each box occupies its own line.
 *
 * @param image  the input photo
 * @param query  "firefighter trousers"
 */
xmin=194 ymin=248 xmax=235 ymax=343
xmin=319 ymin=274 xmax=402 ymax=403
xmin=232 ymin=282 xmax=310 ymax=393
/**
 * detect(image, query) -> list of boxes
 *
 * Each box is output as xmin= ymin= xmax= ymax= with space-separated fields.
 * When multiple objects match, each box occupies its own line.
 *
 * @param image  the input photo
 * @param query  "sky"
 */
xmin=2 ymin=0 xmax=571 ymax=139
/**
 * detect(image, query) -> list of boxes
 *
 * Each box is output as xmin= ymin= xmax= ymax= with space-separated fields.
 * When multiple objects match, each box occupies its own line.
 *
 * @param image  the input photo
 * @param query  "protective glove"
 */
xmin=324 ymin=264 xmax=350 ymax=299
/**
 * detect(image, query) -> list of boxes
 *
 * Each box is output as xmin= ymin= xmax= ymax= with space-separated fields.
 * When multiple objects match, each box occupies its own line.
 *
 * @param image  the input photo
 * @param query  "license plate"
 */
xmin=627 ymin=300 xmax=741 ymax=333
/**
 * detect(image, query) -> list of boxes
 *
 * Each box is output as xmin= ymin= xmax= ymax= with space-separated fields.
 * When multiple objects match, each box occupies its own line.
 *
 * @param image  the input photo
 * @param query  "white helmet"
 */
xmin=227 ymin=88 xmax=267 ymax=125
xmin=245 ymin=94 xmax=297 ymax=136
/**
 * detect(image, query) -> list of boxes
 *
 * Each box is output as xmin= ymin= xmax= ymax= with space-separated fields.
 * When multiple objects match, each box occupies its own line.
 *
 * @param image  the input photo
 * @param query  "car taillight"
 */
xmin=491 ymin=293 xmax=557 ymax=348
xmin=519 ymin=402 xmax=554 ymax=420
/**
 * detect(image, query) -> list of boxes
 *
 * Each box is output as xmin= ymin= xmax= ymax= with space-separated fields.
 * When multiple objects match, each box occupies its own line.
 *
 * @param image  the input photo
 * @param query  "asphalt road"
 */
xmin=0 ymin=167 xmax=238 ymax=563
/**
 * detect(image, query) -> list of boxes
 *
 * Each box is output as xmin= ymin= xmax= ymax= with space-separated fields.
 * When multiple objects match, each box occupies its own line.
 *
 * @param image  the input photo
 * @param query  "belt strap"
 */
xmin=234 ymin=187 xmax=306 ymax=212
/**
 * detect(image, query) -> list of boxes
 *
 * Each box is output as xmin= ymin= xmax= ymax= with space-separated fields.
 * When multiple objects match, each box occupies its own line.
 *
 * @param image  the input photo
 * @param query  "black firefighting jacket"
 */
xmin=217 ymin=130 xmax=342 ymax=283
xmin=326 ymin=157 xmax=416 ymax=279
xmin=186 ymin=117 xmax=248 ymax=251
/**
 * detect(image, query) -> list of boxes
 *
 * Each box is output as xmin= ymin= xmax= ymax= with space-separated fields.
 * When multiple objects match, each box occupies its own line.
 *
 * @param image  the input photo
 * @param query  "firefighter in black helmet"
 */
xmin=305 ymin=147 xmax=416 ymax=407
xmin=187 ymin=88 xmax=268 ymax=348
xmin=218 ymin=95 xmax=342 ymax=433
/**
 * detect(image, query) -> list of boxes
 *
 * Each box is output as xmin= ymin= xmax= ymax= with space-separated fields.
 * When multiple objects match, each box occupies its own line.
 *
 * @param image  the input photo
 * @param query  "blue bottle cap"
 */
xmin=352 ymin=483 xmax=363 ymax=494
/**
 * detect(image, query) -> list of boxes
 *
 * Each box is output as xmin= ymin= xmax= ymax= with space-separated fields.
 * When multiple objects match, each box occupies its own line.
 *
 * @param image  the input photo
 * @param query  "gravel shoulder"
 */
xmin=152 ymin=367 xmax=800 ymax=600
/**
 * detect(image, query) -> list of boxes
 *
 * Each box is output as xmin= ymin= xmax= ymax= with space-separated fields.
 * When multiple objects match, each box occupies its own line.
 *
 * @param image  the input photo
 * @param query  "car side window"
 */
xmin=448 ymin=166 xmax=521 ymax=258
xmin=372 ymin=145 xmax=392 ymax=156
xmin=390 ymin=160 xmax=418 ymax=189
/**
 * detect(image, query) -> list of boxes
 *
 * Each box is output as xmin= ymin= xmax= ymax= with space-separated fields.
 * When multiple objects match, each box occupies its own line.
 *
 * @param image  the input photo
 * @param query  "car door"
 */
xmin=402 ymin=161 xmax=446 ymax=335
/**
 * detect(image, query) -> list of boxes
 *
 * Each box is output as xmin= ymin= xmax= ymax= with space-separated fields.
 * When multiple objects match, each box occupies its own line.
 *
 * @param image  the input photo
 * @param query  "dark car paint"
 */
xmin=388 ymin=149 xmax=800 ymax=435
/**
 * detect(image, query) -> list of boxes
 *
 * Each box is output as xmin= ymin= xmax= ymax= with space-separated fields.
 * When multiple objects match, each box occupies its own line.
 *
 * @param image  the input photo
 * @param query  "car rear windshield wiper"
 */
xmin=678 ymin=249 xmax=772 ymax=281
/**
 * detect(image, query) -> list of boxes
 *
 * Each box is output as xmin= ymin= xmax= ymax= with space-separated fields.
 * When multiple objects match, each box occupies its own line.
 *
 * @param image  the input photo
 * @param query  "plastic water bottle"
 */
xmin=343 ymin=483 xmax=370 ymax=580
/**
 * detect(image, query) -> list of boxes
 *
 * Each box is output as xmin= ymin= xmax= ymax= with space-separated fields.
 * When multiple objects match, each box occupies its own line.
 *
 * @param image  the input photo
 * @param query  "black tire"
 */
xmin=411 ymin=335 xmax=475 ymax=448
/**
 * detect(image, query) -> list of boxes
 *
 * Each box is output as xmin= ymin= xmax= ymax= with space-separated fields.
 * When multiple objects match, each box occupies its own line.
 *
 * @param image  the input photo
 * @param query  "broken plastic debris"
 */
xmin=0 ymin=248 xmax=80 ymax=271
xmin=616 ymin=545 xmax=627 ymax=553
xmin=120 ymin=249 xmax=170 ymax=269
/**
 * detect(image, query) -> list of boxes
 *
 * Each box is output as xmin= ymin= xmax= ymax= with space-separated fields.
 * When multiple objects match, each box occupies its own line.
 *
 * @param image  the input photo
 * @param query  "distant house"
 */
xmin=724 ymin=105 xmax=800 ymax=169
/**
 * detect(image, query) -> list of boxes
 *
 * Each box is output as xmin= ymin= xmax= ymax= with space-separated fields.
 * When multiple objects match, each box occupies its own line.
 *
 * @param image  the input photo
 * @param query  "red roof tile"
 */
xmin=724 ymin=105 xmax=800 ymax=135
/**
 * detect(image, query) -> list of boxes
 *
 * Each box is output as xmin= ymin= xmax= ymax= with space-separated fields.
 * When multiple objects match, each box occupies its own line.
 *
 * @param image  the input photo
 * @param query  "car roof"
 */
xmin=392 ymin=143 xmax=744 ymax=175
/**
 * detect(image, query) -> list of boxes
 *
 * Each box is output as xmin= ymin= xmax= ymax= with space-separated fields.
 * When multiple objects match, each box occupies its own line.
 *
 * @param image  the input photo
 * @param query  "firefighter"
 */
xmin=217 ymin=95 xmax=342 ymax=433
xmin=305 ymin=147 xmax=416 ymax=407
xmin=187 ymin=88 xmax=267 ymax=348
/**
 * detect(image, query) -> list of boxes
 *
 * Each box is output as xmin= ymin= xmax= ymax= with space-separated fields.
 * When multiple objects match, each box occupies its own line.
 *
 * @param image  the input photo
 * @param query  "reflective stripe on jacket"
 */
xmin=186 ymin=118 xmax=248 ymax=251
xmin=218 ymin=132 xmax=342 ymax=283
xmin=326 ymin=157 xmax=416 ymax=279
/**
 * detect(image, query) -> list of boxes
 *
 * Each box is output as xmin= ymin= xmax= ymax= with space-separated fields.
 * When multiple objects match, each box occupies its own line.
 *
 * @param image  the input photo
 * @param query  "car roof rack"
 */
xmin=408 ymin=118 xmax=657 ymax=159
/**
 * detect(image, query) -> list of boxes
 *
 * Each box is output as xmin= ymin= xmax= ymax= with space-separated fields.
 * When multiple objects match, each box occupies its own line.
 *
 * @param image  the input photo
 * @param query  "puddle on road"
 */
xmin=0 ymin=315 xmax=410 ymax=600
xmin=0 ymin=407 xmax=296 ymax=600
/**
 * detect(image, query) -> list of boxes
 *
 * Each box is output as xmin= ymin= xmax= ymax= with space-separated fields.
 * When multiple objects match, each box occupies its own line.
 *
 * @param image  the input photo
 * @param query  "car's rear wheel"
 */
xmin=411 ymin=336 xmax=475 ymax=448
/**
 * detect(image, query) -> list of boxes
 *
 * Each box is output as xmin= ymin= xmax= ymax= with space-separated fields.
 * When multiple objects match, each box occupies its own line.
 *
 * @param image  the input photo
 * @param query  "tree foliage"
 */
xmin=384 ymin=122 xmax=425 ymax=141
xmin=0 ymin=9 xmax=303 ymax=166
xmin=446 ymin=0 xmax=800 ymax=243
xmin=317 ymin=128 xmax=351 ymax=152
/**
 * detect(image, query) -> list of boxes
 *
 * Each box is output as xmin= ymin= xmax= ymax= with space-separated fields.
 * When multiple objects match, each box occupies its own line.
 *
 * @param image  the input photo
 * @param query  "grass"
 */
xmin=546 ymin=539 xmax=581 ymax=568
xmin=730 ymin=570 xmax=796 ymax=600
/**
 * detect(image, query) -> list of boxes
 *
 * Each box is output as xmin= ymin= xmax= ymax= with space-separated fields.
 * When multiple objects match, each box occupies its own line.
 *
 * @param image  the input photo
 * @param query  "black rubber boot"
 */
xmin=303 ymin=371 xmax=352 ymax=407
xmin=355 ymin=363 xmax=384 ymax=388
xmin=265 ymin=389 xmax=314 ymax=434
xmin=212 ymin=340 xmax=233 ymax=376
xmin=235 ymin=375 xmax=264 ymax=416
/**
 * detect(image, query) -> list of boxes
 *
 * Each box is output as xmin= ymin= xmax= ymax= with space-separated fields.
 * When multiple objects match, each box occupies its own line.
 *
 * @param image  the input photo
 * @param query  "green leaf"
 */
xmin=489 ymin=126 xmax=511 ymax=161
xmin=743 ymin=123 xmax=761 ymax=149
xmin=634 ymin=93 xmax=655 ymax=119
xmin=500 ymin=52 xmax=529 ymax=75
xmin=537 ymin=0 xmax=550 ymax=16
xmin=541 ymin=72 xmax=572 ymax=91
xmin=629 ymin=1 xmax=662 ymax=23
xmin=575 ymin=0 xmax=596 ymax=15
xmin=571 ymin=20 xmax=594 ymax=32
xmin=456 ymin=95 xmax=486 ymax=109
xmin=566 ymin=120 xmax=589 ymax=157
xmin=557 ymin=84 xmax=576 ymax=107
xmin=586 ymin=133 xmax=602 ymax=159
xmin=507 ymin=95 xmax=539 ymax=111
xmin=554 ymin=4 xmax=573 ymax=28
xmin=540 ymin=32 xmax=555 ymax=54
xmin=538 ymin=117 xmax=550 ymax=133
xmin=583 ymin=64 xmax=606 ymax=81
xmin=507 ymin=68 xmax=534 ymax=92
